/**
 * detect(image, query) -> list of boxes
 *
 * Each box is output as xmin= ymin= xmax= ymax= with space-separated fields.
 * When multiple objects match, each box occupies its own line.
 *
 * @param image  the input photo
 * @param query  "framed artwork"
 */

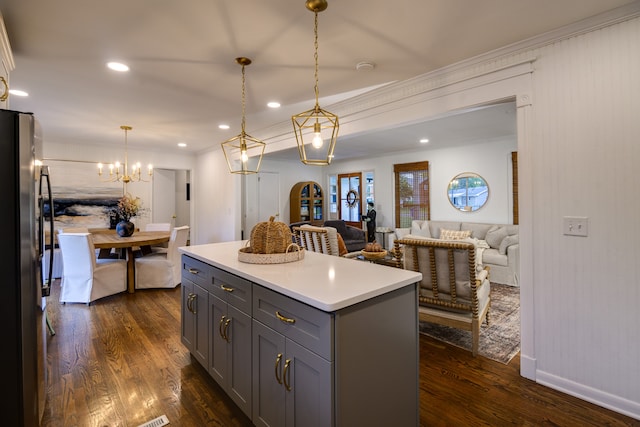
xmin=44 ymin=159 xmax=124 ymax=230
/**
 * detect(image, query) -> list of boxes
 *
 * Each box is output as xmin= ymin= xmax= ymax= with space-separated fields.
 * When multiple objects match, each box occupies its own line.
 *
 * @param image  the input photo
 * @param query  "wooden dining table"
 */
xmin=91 ymin=230 xmax=171 ymax=293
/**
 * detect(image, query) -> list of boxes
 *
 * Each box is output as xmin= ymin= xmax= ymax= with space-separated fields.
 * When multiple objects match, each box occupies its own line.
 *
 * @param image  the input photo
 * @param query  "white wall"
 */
xmin=324 ymin=137 xmax=517 ymax=228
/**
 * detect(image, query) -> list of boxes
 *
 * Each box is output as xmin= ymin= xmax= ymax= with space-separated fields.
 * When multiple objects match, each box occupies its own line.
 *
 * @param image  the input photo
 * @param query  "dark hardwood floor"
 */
xmin=41 ymin=280 xmax=638 ymax=427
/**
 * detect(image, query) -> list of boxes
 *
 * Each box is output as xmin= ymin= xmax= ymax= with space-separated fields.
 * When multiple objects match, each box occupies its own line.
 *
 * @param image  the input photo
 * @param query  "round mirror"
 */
xmin=447 ymin=172 xmax=489 ymax=212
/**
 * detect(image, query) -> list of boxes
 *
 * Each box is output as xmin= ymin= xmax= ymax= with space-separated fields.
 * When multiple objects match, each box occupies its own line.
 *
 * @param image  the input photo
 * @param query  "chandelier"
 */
xmin=292 ymin=0 xmax=339 ymax=166
xmin=97 ymin=125 xmax=152 ymax=183
xmin=221 ymin=57 xmax=266 ymax=175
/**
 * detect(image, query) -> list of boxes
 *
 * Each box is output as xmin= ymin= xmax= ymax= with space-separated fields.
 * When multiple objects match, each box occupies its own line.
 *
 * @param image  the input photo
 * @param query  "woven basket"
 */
xmin=250 ymin=216 xmax=292 ymax=254
xmin=361 ymin=249 xmax=388 ymax=260
xmin=238 ymin=243 xmax=304 ymax=264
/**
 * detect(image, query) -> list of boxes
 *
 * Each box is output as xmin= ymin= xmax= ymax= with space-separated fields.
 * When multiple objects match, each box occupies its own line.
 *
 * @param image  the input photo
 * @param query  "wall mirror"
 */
xmin=447 ymin=172 xmax=489 ymax=212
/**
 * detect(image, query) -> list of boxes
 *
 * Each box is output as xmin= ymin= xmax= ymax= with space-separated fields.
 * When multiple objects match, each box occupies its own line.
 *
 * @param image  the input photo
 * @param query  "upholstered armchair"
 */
xmin=395 ymin=236 xmax=491 ymax=356
xmin=292 ymin=224 xmax=359 ymax=258
xmin=322 ymin=220 xmax=366 ymax=252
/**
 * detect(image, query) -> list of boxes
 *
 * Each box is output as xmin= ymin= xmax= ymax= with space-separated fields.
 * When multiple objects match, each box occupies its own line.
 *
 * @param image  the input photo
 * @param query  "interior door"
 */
xmin=244 ymin=172 xmax=280 ymax=238
xmin=152 ymin=168 xmax=176 ymax=225
xmin=338 ymin=173 xmax=362 ymax=229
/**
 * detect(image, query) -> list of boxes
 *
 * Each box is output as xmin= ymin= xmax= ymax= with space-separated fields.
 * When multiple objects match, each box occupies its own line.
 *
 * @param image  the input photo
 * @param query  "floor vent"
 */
xmin=137 ymin=415 xmax=170 ymax=427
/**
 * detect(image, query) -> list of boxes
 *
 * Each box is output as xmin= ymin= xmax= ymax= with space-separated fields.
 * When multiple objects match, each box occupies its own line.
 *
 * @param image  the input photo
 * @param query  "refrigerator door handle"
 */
xmin=39 ymin=165 xmax=53 ymax=297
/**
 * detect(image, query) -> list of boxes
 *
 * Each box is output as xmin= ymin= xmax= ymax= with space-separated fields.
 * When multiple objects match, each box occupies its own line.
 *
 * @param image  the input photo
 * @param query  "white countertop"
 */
xmin=179 ymin=241 xmax=422 ymax=312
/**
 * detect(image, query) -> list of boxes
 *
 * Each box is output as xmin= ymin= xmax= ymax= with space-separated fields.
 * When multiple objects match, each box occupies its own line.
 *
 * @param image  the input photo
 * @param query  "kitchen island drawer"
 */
xmin=182 ymin=255 xmax=214 ymax=291
xmin=253 ymin=284 xmax=333 ymax=361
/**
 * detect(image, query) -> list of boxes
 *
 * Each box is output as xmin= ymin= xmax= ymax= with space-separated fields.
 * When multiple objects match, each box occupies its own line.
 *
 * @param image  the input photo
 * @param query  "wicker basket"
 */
xmin=360 ymin=249 xmax=388 ymax=260
xmin=250 ymin=216 xmax=292 ymax=254
xmin=238 ymin=243 xmax=305 ymax=264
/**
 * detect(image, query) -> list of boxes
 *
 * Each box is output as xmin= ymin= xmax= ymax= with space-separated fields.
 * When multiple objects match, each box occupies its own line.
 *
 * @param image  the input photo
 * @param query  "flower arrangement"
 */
xmin=114 ymin=193 xmax=142 ymax=222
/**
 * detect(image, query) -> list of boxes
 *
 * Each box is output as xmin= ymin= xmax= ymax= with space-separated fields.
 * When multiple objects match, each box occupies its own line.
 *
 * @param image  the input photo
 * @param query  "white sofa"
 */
xmin=390 ymin=220 xmax=519 ymax=286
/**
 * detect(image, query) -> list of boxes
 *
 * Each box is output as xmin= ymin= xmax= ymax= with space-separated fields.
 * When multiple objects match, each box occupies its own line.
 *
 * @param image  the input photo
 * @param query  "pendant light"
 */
xmin=221 ymin=57 xmax=266 ymax=174
xmin=292 ymin=0 xmax=339 ymax=166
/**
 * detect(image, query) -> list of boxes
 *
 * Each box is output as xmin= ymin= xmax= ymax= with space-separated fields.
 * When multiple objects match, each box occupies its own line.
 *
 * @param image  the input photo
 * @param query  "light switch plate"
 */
xmin=563 ymin=216 xmax=588 ymax=237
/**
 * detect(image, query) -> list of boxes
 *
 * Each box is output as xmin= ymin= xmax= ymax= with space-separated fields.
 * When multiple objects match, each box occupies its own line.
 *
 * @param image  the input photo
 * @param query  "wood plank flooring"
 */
xmin=41 ymin=280 xmax=638 ymax=426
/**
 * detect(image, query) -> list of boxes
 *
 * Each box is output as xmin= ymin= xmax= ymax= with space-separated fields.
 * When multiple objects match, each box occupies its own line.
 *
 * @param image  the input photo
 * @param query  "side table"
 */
xmin=375 ymin=227 xmax=394 ymax=249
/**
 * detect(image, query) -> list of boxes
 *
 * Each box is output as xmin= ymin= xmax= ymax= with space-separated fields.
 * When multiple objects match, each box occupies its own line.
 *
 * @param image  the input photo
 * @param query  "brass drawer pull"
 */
xmin=0 ymin=77 xmax=7 ymax=102
xmin=188 ymin=268 xmax=199 ymax=274
xmin=187 ymin=292 xmax=196 ymax=313
xmin=283 ymin=359 xmax=292 ymax=391
xmin=223 ymin=318 xmax=231 ymax=343
xmin=274 ymin=353 xmax=283 ymax=384
xmin=220 ymin=284 xmax=234 ymax=293
xmin=219 ymin=315 xmax=227 ymax=339
xmin=276 ymin=311 xmax=296 ymax=324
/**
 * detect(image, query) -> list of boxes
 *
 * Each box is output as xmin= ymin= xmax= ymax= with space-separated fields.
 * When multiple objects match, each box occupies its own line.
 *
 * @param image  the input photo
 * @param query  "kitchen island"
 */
xmin=179 ymin=241 xmax=422 ymax=427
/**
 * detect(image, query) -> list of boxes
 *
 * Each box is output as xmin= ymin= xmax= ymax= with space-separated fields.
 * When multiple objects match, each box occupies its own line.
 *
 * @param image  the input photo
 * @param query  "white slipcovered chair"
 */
xmin=134 ymin=225 xmax=190 ymax=289
xmin=143 ymin=222 xmax=172 ymax=254
xmin=57 ymin=232 xmax=127 ymax=304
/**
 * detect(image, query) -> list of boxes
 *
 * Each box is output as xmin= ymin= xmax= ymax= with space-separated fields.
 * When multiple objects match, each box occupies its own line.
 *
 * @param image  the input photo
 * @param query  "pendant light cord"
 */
xmin=241 ymin=63 xmax=247 ymax=134
xmin=314 ymin=10 xmax=320 ymax=109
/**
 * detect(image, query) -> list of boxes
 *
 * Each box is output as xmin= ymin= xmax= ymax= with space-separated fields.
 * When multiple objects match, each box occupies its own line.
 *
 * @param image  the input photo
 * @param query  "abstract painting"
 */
xmin=45 ymin=159 xmax=124 ymax=230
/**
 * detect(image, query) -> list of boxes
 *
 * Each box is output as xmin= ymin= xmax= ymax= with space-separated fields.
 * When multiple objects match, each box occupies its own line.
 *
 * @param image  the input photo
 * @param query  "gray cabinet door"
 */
xmin=180 ymin=280 xmax=195 ymax=352
xmin=209 ymin=293 xmax=228 ymax=383
xmin=253 ymin=321 xmax=332 ymax=427
xmin=181 ymin=278 xmax=209 ymax=367
xmin=227 ymin=304 xmax=252 ymax=415
xmin=209 ymin=294 xmax=253 ymax=417
xmin=253 ymin=320 xmax=286 ymax=427
xmin=284 ymin=339 xmax=332 ymax=427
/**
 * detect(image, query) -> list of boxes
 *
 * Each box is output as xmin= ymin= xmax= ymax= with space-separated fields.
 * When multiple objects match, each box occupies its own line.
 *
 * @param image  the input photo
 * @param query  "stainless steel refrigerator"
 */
xmin=0 ymin=108 xmax=54 ymax=426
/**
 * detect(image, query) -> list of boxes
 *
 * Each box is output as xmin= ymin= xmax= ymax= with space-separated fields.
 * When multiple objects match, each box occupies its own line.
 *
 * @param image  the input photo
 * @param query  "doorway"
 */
xmin=152 ymin=168 xmax=191 ymax=229
xmin=338 ymin=172 xmax=362 ymax=229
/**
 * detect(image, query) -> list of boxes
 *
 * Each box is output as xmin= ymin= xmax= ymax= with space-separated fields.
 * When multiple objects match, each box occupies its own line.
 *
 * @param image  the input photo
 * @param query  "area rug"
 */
xmin=419 ymin=283 xmax=520 ymax=364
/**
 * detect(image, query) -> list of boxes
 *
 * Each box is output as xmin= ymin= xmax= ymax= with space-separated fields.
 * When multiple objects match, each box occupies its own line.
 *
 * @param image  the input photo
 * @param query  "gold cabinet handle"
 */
xmin=220 ymin=284 xmax=234 ymax=293
xmin=219 ymin=315 xmax=227 ymax=339
xmin=283 ymin=359 xmax=292 ymax=391
xmin=223 ymin=318 xmax=231 ymax=343
xmin=190 ymin=294 xmax=197 ymax=314
xmin=275 ymin=311 xmax=296 ymax=324
xmin=0 ymin=77 xmax=8 ymax=102
xmin=274 ymin=353 xmax=283 ymax=384
xmin=187 ymin=292 xmax=196 ymax=313
xmin=188 ymin=268 xmax=199 ymax=274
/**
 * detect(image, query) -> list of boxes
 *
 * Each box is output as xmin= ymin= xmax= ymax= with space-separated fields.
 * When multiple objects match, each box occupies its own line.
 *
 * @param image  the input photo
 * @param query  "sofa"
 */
xmin=390 ymin=220 xmax=519 ymax=286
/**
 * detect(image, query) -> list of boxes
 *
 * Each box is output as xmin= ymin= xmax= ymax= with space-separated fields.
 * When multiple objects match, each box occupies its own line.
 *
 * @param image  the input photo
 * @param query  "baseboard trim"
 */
xmin=519 ymin=353 xmax=536 ymax=380
xmin=536 ymin=370 xmax=640 ymax=421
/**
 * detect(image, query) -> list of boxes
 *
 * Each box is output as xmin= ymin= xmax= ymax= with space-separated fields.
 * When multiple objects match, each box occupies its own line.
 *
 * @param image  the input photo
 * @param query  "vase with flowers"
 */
xmin=113 ymin=193 xmax=142 ymax=237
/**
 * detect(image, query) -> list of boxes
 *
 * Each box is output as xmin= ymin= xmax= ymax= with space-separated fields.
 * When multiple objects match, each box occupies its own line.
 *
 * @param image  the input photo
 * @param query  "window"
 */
xmin=394 ymin=161 xmax=429 ymax=228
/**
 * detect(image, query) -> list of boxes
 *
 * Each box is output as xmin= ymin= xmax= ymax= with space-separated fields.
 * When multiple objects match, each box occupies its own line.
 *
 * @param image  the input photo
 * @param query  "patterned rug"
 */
xmin=419 ymin=283 xmax=520 ymax=364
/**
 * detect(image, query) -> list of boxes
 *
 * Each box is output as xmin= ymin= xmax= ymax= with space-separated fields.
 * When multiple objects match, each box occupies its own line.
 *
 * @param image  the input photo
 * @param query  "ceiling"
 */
xmin=0 ymin=0 xmax=636 ymax=161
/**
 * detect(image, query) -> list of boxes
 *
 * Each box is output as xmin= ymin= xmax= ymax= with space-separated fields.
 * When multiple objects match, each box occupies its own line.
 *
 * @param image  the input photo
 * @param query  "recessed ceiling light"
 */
xmin=419 ymin=138 xmax=429 ymax=144
xmin=218 ymin=124 xmax=230 ymax=130
xmin=178 ymin=142 xmax=187 ymax=148
xmin=9 ymin=89 xmax=28 ymax=97
xmin=267 ymin=101 xmax=281 ymax=108
xmin=107 ymin=62 xmax=129 ymax=72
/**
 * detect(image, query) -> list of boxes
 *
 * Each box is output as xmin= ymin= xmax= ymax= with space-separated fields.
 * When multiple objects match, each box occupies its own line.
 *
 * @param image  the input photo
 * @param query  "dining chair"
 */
xmin=143 ymin=222 xmax=172 ymax=254
xmin=57 ymin=232 xmax=127 ymax=304
xmin=134 ymin=225 xmax=190 ymax=289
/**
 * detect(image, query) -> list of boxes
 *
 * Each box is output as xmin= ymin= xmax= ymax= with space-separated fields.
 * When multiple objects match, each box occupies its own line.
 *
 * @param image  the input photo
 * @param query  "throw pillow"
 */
xmin=440 ymin=228 xmax=471 ymax=240
xmin=485 ymin=225 xmax=509 ymax=248
xmin=336 ymin=233 xmax=348 ymax=256
xmin=499 ymin=234 xmax=519 ymax=255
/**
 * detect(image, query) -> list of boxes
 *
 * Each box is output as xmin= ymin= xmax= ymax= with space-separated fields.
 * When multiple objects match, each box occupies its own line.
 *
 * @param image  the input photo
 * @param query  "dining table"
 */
xmin=91 ymin=230 xmax=171 ymax=293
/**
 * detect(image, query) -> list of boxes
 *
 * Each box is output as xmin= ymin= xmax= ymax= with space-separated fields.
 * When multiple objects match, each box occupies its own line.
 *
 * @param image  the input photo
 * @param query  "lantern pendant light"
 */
xmin=292 ymin=0 xmax=339 ymax=166
xmin=221 ymin=57 xmax=266 ymax=174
